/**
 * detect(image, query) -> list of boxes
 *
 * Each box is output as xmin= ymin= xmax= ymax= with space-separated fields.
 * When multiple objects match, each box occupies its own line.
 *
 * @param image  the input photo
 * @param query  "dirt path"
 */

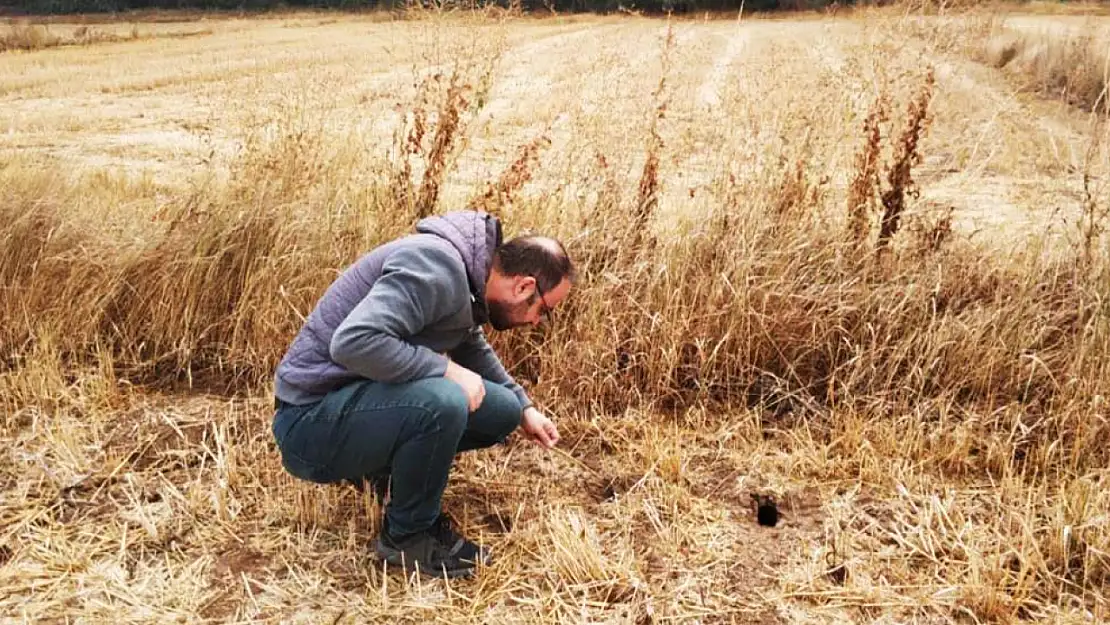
xmin=901 ymin=20 xmax=1100 ymax=251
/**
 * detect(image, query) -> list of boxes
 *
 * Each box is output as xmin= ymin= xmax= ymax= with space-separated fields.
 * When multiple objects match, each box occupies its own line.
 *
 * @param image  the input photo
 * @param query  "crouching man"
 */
xmin=270 ymin=210 xmax=574 ymax=579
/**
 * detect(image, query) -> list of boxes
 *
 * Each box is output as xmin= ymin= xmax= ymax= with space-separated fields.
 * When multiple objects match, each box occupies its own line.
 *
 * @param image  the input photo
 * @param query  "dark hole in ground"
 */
xmin=751 ymin=494 xmax=779 ymax=527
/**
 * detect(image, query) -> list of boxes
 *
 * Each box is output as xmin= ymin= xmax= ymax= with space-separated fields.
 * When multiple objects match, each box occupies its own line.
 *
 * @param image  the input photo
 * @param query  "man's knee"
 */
xmin=418 ymin=378 xmax=470 ymax=432
xmin=481 ymin=382 xmax=523 ymax=437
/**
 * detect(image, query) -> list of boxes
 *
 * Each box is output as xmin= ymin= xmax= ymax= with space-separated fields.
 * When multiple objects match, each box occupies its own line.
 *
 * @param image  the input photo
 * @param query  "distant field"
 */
xmin=1 ymin=11 xmax=1102 ymax=238
xmin=2 ymin=7 xmax=1109 ymax=624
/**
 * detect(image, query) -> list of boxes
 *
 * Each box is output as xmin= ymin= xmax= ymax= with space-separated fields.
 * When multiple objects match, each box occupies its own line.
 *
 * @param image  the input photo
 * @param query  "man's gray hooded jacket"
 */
xmin=273 ymin=210 xmax=532 ymax=411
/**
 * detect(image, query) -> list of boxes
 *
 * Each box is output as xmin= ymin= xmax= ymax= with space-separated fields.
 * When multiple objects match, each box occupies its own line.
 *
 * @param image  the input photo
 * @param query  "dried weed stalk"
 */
xmin=416 ymin=69 xmax=470 ymax=218
xmin=846 ymin=91 xmax=889 ymax=249
xmin=633 ymin=23 xmax=675 ymax=249
xmin=469 ymin=124 xmax=553 ymax=216
xmin=877 ymin=67 xmax=936 ymax=253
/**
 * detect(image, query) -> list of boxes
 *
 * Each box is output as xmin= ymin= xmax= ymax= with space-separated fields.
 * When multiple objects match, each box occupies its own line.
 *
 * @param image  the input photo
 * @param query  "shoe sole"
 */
xmin=374 ymin=541 xmax=476 ymax=579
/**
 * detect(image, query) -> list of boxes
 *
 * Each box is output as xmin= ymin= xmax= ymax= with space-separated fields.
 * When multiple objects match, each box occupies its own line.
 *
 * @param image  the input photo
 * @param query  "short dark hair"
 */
xmin=492 ymin=236 xmax=575 ymax=292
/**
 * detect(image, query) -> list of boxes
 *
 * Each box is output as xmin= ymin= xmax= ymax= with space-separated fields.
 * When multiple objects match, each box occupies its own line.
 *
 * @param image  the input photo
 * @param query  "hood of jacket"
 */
xmin=415 ymin=210 xmax=503 ymax=322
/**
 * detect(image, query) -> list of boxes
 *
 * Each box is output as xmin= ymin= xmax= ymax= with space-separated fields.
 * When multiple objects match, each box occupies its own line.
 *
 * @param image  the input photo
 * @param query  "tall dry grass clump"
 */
xmin=0 ymin=162 xmax=130 ymax=370
xmin=1078 ymin=120 xmax=1110 ymax=272
xmin=0 ymin=114 xmax=390 ymax=389
xmin=984 ymin=26 xmax=1109 ymax=112
xmin=0 ymin=43 xmax=1093 ymax=453
xmin=391 ymin=103 xmax=427 ymax=213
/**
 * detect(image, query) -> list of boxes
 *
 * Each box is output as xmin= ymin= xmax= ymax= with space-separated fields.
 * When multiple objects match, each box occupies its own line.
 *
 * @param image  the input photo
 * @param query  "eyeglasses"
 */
xmin=533 ymin=277 xmax=553 ymax=320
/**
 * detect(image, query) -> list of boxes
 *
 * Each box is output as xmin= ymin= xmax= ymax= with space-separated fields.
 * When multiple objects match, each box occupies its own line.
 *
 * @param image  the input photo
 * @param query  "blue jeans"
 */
xmin=272 ymin=378 xmax=522 ymax=537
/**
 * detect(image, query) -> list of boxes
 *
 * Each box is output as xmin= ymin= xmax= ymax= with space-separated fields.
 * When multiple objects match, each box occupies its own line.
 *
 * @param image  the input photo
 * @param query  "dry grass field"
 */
xmin=2 ymin=3 xmax=1110 ymax=623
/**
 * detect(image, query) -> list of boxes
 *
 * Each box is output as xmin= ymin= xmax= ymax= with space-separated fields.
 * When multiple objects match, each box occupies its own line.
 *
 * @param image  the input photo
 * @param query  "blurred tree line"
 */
xmin=0 ymin=0 xmax=880 ymax=16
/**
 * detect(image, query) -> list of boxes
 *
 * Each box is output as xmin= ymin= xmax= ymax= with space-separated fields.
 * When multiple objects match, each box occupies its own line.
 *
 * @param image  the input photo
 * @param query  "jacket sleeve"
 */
xmin=448 ymin=326 xmax=533 ymax=411
xmin=329 ymin=245 xmax=466 ymax=384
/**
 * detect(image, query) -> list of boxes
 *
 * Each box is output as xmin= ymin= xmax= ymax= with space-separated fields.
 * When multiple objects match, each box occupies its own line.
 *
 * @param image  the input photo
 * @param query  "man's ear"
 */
xmin=513 ymin=275 xmax=536 ymax=298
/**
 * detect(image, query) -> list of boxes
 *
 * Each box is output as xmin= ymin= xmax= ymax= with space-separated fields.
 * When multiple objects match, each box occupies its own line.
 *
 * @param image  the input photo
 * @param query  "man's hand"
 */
xmin=521 ymin=407 xmax=560 ymax=449
xmin=444 ymin=360 xmax=485 ymax=412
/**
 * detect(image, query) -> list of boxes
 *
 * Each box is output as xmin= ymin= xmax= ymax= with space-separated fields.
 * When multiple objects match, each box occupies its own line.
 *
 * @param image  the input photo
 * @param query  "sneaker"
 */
xmin=374 ymin=528 xmax=476 ymax=579
xmin=431 ymin=513 xmax=491 ymax=566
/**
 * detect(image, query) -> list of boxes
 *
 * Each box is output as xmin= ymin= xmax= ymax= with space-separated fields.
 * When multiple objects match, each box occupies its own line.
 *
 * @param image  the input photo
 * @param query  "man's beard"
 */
xmin=487 ymin=297 xmax=528 ymax=331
